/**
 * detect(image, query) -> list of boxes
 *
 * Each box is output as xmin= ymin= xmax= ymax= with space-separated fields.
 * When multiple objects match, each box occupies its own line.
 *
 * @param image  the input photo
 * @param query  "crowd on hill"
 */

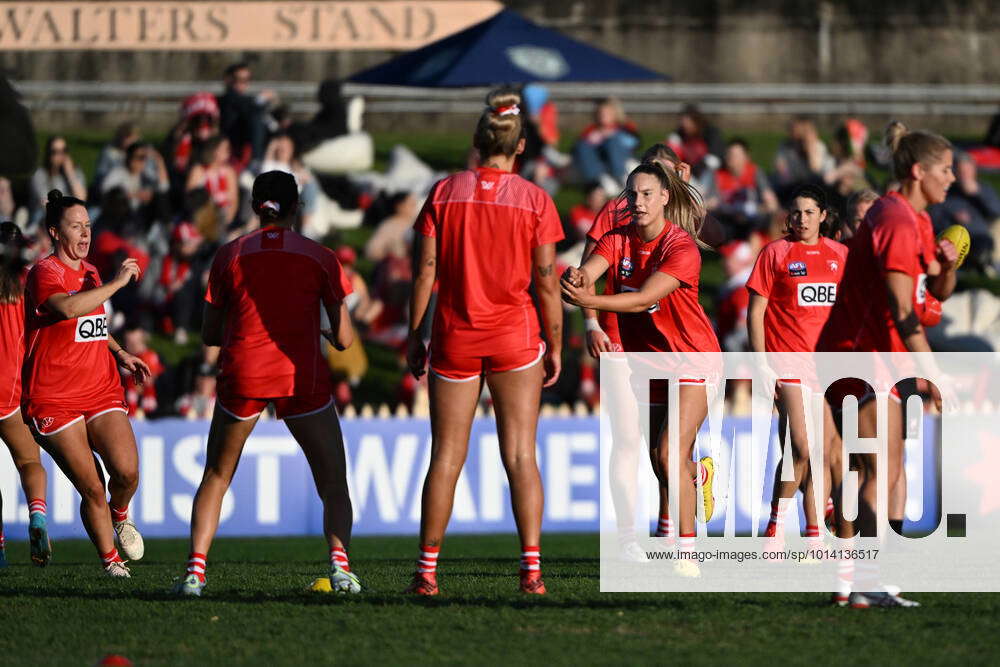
xmin=2 ymin=67 xmax=998 ymax=417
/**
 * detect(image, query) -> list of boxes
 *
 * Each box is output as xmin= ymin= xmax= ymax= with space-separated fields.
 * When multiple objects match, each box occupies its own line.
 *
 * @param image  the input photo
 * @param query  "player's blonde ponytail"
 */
xmin=884 ymin=120 xmax=952 ymax=182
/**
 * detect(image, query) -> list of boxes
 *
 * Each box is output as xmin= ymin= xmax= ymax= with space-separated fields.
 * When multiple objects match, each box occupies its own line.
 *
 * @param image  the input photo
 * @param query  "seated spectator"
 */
xmin=930 ymin=151 xmax=1000 ymax=271
xmin=0 ymin=176 xmax=27 ymax=229
xmin=364 ymin=192 xmax=417 ymax=263
xmin=572 ymin=97 xmax=640 ymax=194
xmin=101 ymin=142 xmax=171 ymax=225
xmin=156 ymin=222 xmax=206 ymax=344
xmin=704 ymin=138 xmax=779 ymax=238
xmin=568 ymin=182 xmax=608 ymax=242
xmin=826 ymin=118 xmax=876 ymax=213
xmin=186 ymin=136 xmax=239 ymax=226
xmin=772 ymin=116 xmax=835 ymax=200
xmin=218 ymin=61 xmax=277 ymax=170
xmin=829 ymin=188 xmax=878 ymax=242
xmin=163 ymin=92 xmax=221 ymax=200
xmin=518 ymin=83 xmax=569 ymax=194
xmin=30 ymin=136 xmax=87 ymax=224
xmin=666 ymin=104 xmax=725 ymax=176
xmin=94 ymin=121 xmax=141 ymax=194
xmin=122 ymin=321 xmax=165 ymax=417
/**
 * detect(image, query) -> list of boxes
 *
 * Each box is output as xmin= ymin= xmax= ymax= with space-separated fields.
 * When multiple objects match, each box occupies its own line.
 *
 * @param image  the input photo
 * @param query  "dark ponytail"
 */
xmin=44 ymin=189 xmax=87 ymax=242
xmin=251 ymin=171 xmax=299 ymax=224
xmin=0 ymin=220 xmax=26 ymax=303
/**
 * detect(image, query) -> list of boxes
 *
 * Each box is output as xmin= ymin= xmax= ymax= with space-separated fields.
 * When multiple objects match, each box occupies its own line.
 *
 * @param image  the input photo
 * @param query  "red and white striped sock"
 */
xmin=101 ymin=548 xmax=123 ymax=566
xmin=520 ymin=546 xmax=541 ymax=573
xmin=28 ymin=498 xmax=46 ymax=518
xmin=765 ymin=501 xmax=789 ymax=537
xmin=330 ymin=546 xmax=351 ymax=572
xmin=678 ymin=533 xmax=696 ymax=556
xmin=110 ymin=505 xmax=128 ymax=523
xmin=654 ymin=515 xmax=674 ymax=538
xmin=804 ymin=524 xmax=823 ymax=550
xmin=187 ymin=552 xmax=207 ymax=583
xmin=0 ymin=530 xmax=6 ymax=551
xmin=825 ymin=498 xmax=835 ymax=521
xmin=417 ymin=545 xmax=439 ymax=575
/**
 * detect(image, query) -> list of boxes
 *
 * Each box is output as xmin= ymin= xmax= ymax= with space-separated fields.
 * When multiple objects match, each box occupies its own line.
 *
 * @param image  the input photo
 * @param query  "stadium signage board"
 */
xmin=0 ymin=1 xmax=501 ymax=50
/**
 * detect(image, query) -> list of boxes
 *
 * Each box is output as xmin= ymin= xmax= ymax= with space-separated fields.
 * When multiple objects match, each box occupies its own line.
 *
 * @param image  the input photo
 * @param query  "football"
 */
xmin=938 ymin=224 xmax=971 ymax=269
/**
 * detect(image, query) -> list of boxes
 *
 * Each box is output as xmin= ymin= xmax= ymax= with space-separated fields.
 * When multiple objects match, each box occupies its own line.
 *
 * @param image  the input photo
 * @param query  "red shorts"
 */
xmin=430 ymin=342 xmax=545 ymax=382
xmin=0 ymin=403 xmax=21 ymax=421
xmin=30 ymin=397 xmax=129 ymax=437
xmin=825 ymin=378 xmax=910 ymax=410
xmin=217 ymin=393 xmax=333 ymax=420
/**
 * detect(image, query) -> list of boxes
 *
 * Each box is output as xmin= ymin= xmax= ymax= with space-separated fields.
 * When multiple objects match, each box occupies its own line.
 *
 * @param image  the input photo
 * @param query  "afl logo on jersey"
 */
xmin=619 ymin=257 xmax=634 ymax=278
xmin=74 ymin=313 xmax=109 ymax=342
xmin=788 ymin=261 xmax=807 ymax=277
xmin=797 ymin=283 xmax=837 ymax=306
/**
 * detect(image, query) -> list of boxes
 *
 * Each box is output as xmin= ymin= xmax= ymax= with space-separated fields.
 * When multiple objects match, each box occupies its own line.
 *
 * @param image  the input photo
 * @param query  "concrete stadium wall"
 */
xmin=4 ymin=0 xmax=999 ymax=131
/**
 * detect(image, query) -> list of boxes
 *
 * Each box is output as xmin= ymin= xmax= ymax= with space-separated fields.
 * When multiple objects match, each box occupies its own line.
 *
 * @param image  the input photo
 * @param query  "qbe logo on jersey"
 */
xmin=75 ymin=313 xmax=109 ymax=342
xmin=797 ymin=282 xmax=837 ymax=306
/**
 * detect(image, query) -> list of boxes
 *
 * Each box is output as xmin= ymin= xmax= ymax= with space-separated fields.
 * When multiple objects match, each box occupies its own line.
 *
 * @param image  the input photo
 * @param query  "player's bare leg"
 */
xmin=407 ymin=374 xmax=482 ymax=594
xmin=87 ymin=411 xmax=143 ymax=560
xmin=765 ymin=385 xmax=821 ymax=543
xmin=653 ymin=385 xmax=710 ymax=576
xmin=284 ymin=403 xmax=359 ymax=593
xmin=886 ymin=395 xmax=906 ymax=535
xmin=605 ymin=362 xmax=649 ymax=560
xmin=0 ymin=413 xmax=50 ymax=565
xmin=487 ymin=361 xmax=547 ymax=593
xmin=44 ymin=421 xmax=125 ymax=575
xmin=176 ymin=407 xmax=258 ymax=595
xmin=189 ymin=408 xmax=259 ymax=555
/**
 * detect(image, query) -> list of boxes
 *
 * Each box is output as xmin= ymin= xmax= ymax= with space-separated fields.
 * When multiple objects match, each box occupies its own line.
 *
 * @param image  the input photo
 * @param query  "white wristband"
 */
xmin=584 ymin=319 xmax=603 ymax=333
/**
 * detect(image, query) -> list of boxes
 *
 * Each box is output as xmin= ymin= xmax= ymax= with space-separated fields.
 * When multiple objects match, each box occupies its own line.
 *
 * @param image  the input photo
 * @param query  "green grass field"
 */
xmin=1 ymin=533 xmax=998 ymax=665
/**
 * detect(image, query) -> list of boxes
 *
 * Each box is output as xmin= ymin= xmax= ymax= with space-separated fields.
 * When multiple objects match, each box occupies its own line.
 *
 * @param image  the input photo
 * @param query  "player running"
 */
xmin=0 ymin=221 xmax=51 ymax=568
xmin=582 ymin=144 xmax=723 ymax=558
xmin=405 ymin=88 xmax=563 ymax=595
xmin=23 ymin=191 xmax=149 ymax=577
xmin=746 ymin=185 xmax=846 ymax=550
xmin=175 ymin=171 xmax=360 ymax=597
xmin=562 ymin=161 xmax=720 ymax=576
xmin=820 ymin=122 xmax=958 ymax=608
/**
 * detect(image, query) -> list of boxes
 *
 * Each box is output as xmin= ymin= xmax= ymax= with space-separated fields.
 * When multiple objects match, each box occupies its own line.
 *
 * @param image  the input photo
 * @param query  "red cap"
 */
xmin=182 ymin=92 xmax=220 ymax=120
xmin=335 ymin=245 xmax=357 ymax=266
xmin=172 ymin=222 xmax=202 ymax=244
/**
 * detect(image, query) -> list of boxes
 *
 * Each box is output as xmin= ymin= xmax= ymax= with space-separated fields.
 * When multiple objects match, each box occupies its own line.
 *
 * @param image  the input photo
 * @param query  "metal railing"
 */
xmin=13 ymin=80 xmax=1000 ymax=118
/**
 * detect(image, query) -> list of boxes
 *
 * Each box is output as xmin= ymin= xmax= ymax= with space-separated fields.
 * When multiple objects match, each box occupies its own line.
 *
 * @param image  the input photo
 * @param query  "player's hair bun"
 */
xmin=47 ymin=189 xmax=64 ymax=205
xmin=474 ymin=87 xmax=524 ymax=159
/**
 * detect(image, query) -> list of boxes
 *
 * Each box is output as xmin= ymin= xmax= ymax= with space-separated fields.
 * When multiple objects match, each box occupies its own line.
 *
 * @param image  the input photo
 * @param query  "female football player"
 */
xmin=23 ymin=191 xmax=150 ymax=576
xmin=562 ymin=161 xmax=720 ymax=576
xmin=746 ymin=185 xmax=846 ymax=550
xmin=0 ymin=221 xmax=50 ymax=568
xmin=176 ymin=171 xmax=360 ymax=596
xmin=820 ymin=122 xmax=958 ymax=607
xmin=406 ymin=88 xmax=563 ymax=595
